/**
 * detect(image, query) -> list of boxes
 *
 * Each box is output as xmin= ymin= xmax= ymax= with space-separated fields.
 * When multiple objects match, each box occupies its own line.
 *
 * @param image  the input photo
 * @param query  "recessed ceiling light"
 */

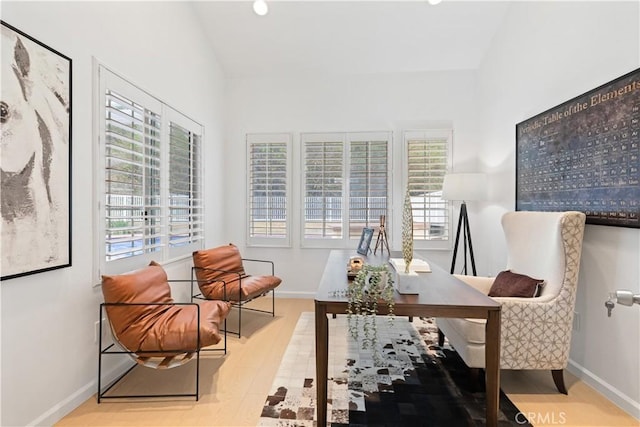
xmin=428 ymin=0 xmax=443 ymax=5
xmin=253 ymin=0 xmax=268 ymax=16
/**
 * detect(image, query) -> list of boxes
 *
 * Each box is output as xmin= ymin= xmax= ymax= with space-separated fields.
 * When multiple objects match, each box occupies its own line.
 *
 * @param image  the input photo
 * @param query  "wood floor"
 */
xmin=57 ymin=298 xmax=638 ymax=427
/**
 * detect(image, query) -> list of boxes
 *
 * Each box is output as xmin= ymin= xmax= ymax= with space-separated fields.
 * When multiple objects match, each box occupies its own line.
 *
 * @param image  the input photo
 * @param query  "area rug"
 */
xmin=258 ymin=312 xmax=529 ymax=427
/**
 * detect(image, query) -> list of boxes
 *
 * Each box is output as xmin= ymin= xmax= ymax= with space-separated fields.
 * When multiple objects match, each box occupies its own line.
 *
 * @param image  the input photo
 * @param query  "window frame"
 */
xmin=300 ymin=131 xmax=392 ymax=249
xmin=403 ymin=129 xmax=453 ymax=250
xmin=246 ymin=133 xmax=292 ymax=248
xmin=94 ymin=64 xmax=204 ymax=279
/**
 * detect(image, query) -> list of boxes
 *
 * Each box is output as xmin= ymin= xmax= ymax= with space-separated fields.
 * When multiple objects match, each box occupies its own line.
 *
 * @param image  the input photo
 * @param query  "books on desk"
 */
xmin=389 ymin=258 xmax=431 ymax=273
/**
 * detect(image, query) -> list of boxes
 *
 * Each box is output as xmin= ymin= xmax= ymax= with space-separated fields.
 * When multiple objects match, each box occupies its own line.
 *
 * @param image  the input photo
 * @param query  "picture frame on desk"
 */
xmin=357 ymin=227 xmax=374 ymax=255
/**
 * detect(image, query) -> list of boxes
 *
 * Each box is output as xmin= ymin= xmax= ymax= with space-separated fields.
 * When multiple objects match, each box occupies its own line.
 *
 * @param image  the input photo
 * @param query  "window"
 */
xmin=302 ymin=134 xmax=344 ymax=241
xmin=404 ymin=130 xmax=452 ymax=248
xmin=349 ymin=139 xmax=388 ymax=238
xmin=97 ymin=65 xmax=203 ymax=276
xmin=247 ymin=133 xmax=291 ymax=247
xmin=168 ymin=118 xmax=203 ymax=255
xmin=302 ymin=132 xmax=390 ymax=248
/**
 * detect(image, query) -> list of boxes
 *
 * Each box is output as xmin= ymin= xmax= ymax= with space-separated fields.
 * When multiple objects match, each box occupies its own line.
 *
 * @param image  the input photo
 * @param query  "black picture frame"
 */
xmin=1 ymin=21 xmax=72 ymax=280
xmin=516 ymin=68 xmax=639 ymax=228
xmin=357 ymin=227 xmax=374 ymax=255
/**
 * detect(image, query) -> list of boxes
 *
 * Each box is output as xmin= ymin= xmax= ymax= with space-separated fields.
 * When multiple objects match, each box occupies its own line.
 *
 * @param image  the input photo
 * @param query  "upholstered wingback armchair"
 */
xmin=436 ymin=211 xmax=586 ymax=394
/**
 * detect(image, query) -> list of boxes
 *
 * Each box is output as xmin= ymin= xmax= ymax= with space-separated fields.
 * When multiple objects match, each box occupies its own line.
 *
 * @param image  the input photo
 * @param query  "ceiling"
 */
xmin=192 ymin=1 xmax=511 ymax=78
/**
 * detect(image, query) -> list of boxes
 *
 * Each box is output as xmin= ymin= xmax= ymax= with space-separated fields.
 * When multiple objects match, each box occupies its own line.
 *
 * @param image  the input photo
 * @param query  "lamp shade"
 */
xmin=441 ymin=173 xmax=487 ymax=201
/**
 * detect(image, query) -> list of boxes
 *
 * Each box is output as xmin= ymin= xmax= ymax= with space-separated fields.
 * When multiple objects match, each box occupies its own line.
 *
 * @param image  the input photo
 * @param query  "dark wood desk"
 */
xmin=315 ymin=250 xmax=501 ymax=427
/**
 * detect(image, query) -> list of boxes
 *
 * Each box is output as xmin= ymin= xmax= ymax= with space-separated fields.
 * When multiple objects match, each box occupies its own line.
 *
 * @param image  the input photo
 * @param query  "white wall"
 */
xmin=475 ymin=1 xmax=640 ymax=418
xmin=224 ymin=71 xmax=481 ymax=295
xmin=0 ymin=2 xmax=226 ymax=426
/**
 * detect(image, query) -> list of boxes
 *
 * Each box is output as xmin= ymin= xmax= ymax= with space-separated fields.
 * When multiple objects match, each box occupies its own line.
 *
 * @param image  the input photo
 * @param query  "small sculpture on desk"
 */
xmin=402 ymin=188 xmax=414 ymax=273
xmin=374 ymin=215 xmax=390 ymax=254
xmin=347 ymin=256 xmax=364 ymax=280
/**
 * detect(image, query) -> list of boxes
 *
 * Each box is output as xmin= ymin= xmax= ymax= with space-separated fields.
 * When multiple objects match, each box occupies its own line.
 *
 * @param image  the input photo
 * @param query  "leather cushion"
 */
xmin=199 ymin=274 xmax=281 ymax=301
xmin=102 ymin=261 xmax=230 ymax=355
xmin=488 ymin=270 xmax=544 ymax=298
xmin=193 ymin=244 xmax=245 ymax=287
xmin=193 ymin=244 xmax=281 ymax=301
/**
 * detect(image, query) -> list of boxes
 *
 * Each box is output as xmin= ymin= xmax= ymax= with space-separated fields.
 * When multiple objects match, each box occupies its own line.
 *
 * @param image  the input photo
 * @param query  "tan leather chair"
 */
xmin=98 ymin=261 xmax=231 ymax=402
xmin=192 ymin=244 xmax=281 ymax=336
xmin=436 ymin=211 xmax=586 ymax=394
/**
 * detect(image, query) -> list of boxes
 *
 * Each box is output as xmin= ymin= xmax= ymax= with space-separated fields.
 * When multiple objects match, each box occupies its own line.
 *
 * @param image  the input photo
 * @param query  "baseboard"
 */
xmin=27 ymin=358 xmax=132 ymax=426
xmin=567 ymin=359 xmax=640 ymax=420
xmin=276 ymin=291 xmax=316 ymax=299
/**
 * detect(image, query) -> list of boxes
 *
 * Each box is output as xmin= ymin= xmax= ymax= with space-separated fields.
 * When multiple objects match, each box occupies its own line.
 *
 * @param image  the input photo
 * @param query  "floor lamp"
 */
xmin=442 ymin=173 xmax=487 ymax=276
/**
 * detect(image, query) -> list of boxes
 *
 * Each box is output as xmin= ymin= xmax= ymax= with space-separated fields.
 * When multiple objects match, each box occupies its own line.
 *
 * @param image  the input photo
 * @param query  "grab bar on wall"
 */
xmin=605 ymin=290 xmax=640 ymax=317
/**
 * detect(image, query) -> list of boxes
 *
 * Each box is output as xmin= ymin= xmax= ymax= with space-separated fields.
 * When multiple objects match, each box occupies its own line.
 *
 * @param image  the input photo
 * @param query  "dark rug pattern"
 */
xmin=258 ymin=313 xmax=529 ymax=427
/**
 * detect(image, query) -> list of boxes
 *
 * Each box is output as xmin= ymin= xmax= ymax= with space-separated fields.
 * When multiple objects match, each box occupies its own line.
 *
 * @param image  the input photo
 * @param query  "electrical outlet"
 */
xmin=101 ymin=318 xmax=108 ymax=341
xmin=573 ymin=311 xmax=580 ymax=332
xmin=94 ymin=318 xmax=107 ymax=343
xmin=94 ymin=320 xmax=100 ymax=343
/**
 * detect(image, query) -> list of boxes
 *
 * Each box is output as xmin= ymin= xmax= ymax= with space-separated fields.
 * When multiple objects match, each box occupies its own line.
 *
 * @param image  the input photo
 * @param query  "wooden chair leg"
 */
xmin=552 ymin=369 xmax=568 ymax=394
xmin=437 ymin=329 xmax=445 ymax=346
xmin=408 ymin=316 xmax=413 ymax=322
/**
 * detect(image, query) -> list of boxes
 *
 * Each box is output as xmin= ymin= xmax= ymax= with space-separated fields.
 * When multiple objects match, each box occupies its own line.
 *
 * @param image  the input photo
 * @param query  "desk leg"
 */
xmin=315 ymin=302 xmax=328 ymax=427
xmin=485 ymin=309 xmax=501 ymax=427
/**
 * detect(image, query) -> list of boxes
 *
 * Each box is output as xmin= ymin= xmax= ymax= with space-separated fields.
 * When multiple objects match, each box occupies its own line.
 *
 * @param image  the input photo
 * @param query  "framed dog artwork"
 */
xmin=1 ymin=21 xmax=72 ymax=280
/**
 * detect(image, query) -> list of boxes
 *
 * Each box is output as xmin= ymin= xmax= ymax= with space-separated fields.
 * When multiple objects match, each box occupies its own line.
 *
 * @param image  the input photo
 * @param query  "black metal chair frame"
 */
xmin=191 ymin=258 xmax=276 ymax=337
xmin=97 ymin=298 xmax=227 ymax=403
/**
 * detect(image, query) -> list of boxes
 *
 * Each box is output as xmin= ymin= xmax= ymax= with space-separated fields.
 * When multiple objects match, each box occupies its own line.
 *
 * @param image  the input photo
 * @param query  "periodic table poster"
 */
xmin=516 ymin=68 xmax=640 ymax=228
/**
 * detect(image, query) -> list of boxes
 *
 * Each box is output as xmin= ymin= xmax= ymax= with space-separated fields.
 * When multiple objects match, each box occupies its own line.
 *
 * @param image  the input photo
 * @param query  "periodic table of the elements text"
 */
xmin=516 ymin=69 xmax=640 ymax=228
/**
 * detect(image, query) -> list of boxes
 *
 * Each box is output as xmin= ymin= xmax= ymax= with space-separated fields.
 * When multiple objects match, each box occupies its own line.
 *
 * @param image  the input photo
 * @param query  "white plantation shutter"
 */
xmin=247 ymin=133 xmax=291 ymax=247
xmin=97 ymin=65 xmax=204 ymax=276
xmin=301 ymin=132 xmax=390 ymax=247
xmin=302 ymin=134 xmax=345 ymax=242
xmin=168 ymin=117 xmax=204 ymax=257
xmin=104 ymin=89 xmax=163 ymax=264
xmin=405 ymin=130 xmax=452 ymax=247
xmin=349 ymin=137 xmax=388 ymax=238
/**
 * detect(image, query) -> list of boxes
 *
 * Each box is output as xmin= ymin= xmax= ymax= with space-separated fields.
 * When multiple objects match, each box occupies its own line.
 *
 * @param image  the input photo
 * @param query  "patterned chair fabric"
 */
xmin=436 ymin=211 xmax=586 ymax=390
